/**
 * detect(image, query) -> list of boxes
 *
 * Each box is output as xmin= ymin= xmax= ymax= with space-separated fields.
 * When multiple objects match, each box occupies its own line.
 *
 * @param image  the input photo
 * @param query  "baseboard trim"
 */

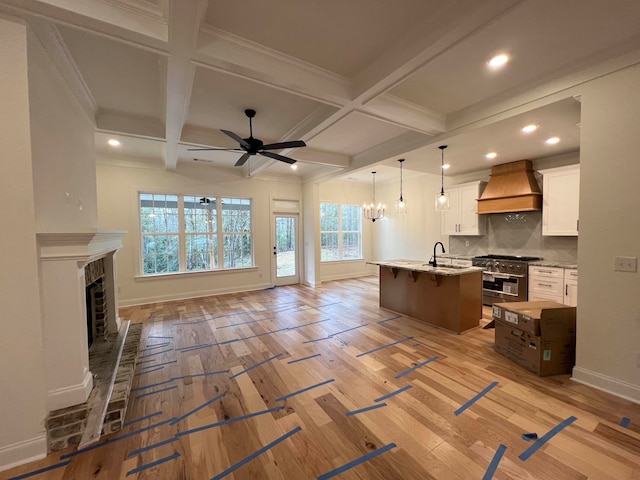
xmin=118 ymin=282 xmax=274 ymax=307
xmin=0 ymin=434 xmax=47 ymax=473
xmin=47 ymin=370 xmax=93 ymax=411
xmin=572 ymin=366 xmax=640 ymax=404
xmin=320 ymin=272 xmax=372 ymax=282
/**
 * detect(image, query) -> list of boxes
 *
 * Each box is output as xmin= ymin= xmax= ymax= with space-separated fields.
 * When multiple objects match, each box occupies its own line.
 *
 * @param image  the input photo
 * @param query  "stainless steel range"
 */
xmin=472 ymin=254 xmax=541 ymax=306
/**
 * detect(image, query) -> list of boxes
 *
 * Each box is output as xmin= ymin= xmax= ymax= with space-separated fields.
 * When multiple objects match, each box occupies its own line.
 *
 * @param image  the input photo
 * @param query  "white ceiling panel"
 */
xmin=186 ymin=67 xmax=325 ymax=143
xmin=307 ymin=112 xmax=412 ymax=156
xmin=203 ymin=0 xmax=445 ymax=77
xmin=58 ymin=25 xmax=165 ymax=121
xmin=389 ymin=0 xmax=640 ymax=114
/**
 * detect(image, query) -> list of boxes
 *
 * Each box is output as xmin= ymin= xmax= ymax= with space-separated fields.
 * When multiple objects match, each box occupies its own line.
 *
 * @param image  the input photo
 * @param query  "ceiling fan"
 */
xmin=188 ymin=109 xmax=306 ymax=167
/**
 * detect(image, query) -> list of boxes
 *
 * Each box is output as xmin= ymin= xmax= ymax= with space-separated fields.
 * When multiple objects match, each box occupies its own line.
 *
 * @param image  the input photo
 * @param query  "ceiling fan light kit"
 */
xmin=188 ymin=109 xmax=306 ymax=167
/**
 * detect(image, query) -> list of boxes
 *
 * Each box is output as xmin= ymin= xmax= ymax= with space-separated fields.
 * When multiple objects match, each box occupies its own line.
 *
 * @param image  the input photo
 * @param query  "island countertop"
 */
xmin=367 ymin=260 xmax=483 ymax=276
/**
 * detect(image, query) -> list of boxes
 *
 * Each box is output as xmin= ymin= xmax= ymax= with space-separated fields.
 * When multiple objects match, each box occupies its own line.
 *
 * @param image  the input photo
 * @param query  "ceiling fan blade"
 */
xmin=260 ymin=140 xmax=307 ymax=150
xmin=187 ymin=147 xmax=242 ymax=151
xmin=259 ymin=151 xmax=296 ymax=165
xmin=234 ymin=152 xmax=251 ymax=167
xmin=221 ymin=129 xmax=251 ymax=149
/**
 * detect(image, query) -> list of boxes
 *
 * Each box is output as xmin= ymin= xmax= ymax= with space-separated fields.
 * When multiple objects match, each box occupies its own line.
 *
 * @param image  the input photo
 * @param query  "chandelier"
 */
xmin=435 ymin=145 xmax=450 ymax=211
xmin=363 ymin=171 xmax=385 ymax=222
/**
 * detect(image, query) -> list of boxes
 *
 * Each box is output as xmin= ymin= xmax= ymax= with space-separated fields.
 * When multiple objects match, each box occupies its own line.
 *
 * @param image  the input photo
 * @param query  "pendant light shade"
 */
xmin=395 ymin=158 xmax=407 ymax=215
xmin=363 ymin=171 xmax=385 ymax=222
xmin=435 ymin=145 xmax=450 ymax=211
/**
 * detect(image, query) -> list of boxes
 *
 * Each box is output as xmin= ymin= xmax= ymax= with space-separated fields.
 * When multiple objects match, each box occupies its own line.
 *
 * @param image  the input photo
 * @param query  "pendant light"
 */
xmin=395 ymin=158 xmax=407 ymax=215
xmin=363 ymin=171 xmax=385 ymax=222
xmin=435 ymin=145 xmax=450 ymax=211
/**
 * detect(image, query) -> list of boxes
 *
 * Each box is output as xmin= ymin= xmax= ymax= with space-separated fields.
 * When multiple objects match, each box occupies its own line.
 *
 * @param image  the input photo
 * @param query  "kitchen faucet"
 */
xmin=431 ymin=242 xmax=446 ymax=267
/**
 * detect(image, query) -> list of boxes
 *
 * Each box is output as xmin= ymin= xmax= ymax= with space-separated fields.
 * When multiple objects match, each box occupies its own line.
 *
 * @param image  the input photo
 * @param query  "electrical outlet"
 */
xmin=614 ymin=256 xmax=637 ymax=272
xmin=465 ymin=240 xmax=470 ymax=247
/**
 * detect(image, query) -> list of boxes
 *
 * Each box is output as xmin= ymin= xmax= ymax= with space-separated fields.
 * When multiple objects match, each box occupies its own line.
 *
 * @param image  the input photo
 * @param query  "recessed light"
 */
xmin=488 ymin=53 xmax=509 ymax=69
xmin=545 ymin=136 xmax=560 ymax=145
xmin=108 ymin=138 xmax=121 ymax=147
xmin=290 ymin=164 xmax=298 ymax=170
xmin=486 ymin=152 xmax=497 ymax=159
xmin=442 ymin=164 xmax=450 ymax=170
xmin=522 ymin=124 xmax=538 ymax=133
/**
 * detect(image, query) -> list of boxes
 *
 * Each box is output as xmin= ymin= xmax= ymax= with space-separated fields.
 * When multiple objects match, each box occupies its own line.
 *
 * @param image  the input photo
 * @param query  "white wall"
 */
xmin=572 ymin=65 xmax=640 ymax=401
xmin=318 ymin=181 xmax=377 ymax=281
xmin=302 ymin=182 xmax=321 ymax=287
xmin=0 ymin=18 xmax=48 ymax=470
xmin=96 ymin=160 xmax=303 ymax=306
xmin=27 ymin=30 xmax=97 ymax=232
xmin=374 ymin=172 xmax=447 ymax=261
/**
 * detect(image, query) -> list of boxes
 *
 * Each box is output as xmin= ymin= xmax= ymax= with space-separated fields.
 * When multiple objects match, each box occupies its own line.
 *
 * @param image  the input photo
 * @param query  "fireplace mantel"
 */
xmin=37 ymin=229 xmax=127 ymax=411
xmin=37 ymin=229 xmax=126 ymax=265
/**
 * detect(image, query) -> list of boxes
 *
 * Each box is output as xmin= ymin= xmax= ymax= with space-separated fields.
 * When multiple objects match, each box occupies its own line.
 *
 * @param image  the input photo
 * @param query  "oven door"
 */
xmin=482 ymin=271 xmax=525 ymax=305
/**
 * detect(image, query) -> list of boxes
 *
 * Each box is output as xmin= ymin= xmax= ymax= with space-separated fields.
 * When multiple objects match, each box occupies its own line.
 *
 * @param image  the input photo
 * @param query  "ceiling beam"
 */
xmin=163 ymin=0 xmax=207 ymax=170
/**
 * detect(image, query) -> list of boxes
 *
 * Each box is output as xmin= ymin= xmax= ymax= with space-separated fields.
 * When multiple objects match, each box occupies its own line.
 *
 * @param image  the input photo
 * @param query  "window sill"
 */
xmin=135 ymin=266 xmax=258 ymax=280
xmin=320 ymin=258 xmax=365 ymax=264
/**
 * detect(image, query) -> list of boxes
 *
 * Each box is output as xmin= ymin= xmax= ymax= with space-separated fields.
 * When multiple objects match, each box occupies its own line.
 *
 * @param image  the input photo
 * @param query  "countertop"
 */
xmin=368 ymin=260 xmax=483 ymax=277
xmin=529 ymin=260 xmax=578 ymax=269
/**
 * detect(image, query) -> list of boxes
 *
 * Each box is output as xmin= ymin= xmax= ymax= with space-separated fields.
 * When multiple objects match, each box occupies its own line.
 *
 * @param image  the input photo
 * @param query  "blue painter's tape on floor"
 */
xmin=229 ymin=353 xmax=282 ymax=379
xmin=176 ymin=406 xmax=285 ymax=437
xmin=395 ymin=356 xmax=439 ymax=379
xmin=191 ymin=370 xmax=229 ymax=378
xmin=287 ymin=353 xmax=322 ymax=364
xmin=136 ymin=385 xmax=177 ymax=399
xmin=128 ymin=436 xmax=179 ymax=457
xmin=141 ymin=360 xmax=177 ymax=370
xmin=170 ymin=392 xmax=225 ymax=425
xmin=139 ymin=348 xmax=174 ymax=358
xmin=123 ymin=410 xmax=163 ymax=426
xmin=302 ymin=337 xmax=330 ymax=344
xmin=60 ymin=418 xmax=175 ymax=459
xmin=329 ymin=323 xmax=369 ymax=337
xmin=482 ymin=444 xmax=507 ymax=480
xmin=377 ymin=315 xmax=401 ymax=324
xmin=275 ymin=379 xmax=335 ymax=402
xmin=345 ymin=403 xmax=388 ymax=416
xmin=522 ymin=432 xmax=538 ymax=441
xmin=147 ymin=335 xmax=173 ymax=339
xmin=454 ymin=381 xmax=499 ymax=416
xmin=519 ymin=416 xmax=577 ymax=461
xmin=356 ymin=336 xmax=414 ymax=357
xmin=126 ymin=452 xmax=180 ymax=476
xmin=374 ymin=385 xmax=413 ymax=403
xmin=131 ymin=378 xmax=176 ymax=392
xmin=8 ymin=460 xmax=71 ymax=480
xmin=620 ymin=417 xmax=631 ymax=428
xmin=317 ymin=443 xmax=396 ymax=479
xmin=134 ymin=366 xmax=164 ymax=376
xmin=210 ymin=426 xmax=301 ymax=480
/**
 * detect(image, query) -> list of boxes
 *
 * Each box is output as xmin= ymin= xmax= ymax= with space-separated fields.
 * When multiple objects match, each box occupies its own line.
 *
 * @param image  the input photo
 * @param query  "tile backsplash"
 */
xmin=449 ymin=211 xmax=578 ymax=263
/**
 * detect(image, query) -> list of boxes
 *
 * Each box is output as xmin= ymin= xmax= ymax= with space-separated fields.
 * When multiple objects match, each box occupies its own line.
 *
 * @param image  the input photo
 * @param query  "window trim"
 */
xmin=320 ymin=202 xmax=363 ymax=263
xmin=138 ymin=192 xmax=255 ymax=276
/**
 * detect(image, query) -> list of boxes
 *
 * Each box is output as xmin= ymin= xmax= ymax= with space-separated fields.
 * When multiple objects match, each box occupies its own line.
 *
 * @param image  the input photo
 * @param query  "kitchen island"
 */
xmin=368 ymin=260 xmax=483 ymax=334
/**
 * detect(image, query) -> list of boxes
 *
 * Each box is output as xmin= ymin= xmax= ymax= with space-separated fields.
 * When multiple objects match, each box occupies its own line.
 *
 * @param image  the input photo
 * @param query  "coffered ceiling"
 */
xmin=3 ymin=0 xmax=640 ymax=183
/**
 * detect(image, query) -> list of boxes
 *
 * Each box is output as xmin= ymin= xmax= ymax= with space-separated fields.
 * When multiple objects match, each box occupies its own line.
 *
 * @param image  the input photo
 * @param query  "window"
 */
xmin=139 ymin=193 xmax=253 ymax=275
xmin=320 ymin=203 xmax=362 ymax=261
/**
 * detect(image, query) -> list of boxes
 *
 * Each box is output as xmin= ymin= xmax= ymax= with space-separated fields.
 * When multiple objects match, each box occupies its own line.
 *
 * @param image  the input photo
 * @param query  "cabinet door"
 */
xmin=441 ymin=189 xmax=460 ymax=235
xmin=542 ymin=166 xmax=580 ymax=236
xmin=564 ymin=280 xmax=578 ymax=307
xmin=458 ymin=184 xmax=482 ymax=235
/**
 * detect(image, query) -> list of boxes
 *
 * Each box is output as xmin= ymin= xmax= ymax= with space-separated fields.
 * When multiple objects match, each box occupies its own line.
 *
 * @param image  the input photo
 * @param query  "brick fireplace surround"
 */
xmin=37 ymin=230 xmax=141 ymax=451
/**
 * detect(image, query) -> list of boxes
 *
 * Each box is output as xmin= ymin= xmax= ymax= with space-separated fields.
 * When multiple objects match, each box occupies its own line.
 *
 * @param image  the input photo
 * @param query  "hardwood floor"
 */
xmin=5 ymin=277 xmax=640 ymax=479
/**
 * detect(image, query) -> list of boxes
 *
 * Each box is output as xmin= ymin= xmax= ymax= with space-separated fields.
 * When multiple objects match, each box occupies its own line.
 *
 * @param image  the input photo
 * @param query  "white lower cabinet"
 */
xmin=528 ymin=266 xmax=578 ymax=306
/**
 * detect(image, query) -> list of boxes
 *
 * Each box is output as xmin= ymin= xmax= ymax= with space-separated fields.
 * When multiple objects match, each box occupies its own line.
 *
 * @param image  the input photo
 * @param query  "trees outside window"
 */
xmin=320 ymin=203 xmax=362 ymax=261
xmin=139 ymin=193 xmax=253 ymax=275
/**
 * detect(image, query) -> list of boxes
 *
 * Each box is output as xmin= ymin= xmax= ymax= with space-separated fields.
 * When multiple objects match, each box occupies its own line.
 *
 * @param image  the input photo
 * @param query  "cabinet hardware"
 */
xmin=565 ymin=285 xmax=568 ymax=296
xmin=539 ymin=283 xmax=553 ymax=287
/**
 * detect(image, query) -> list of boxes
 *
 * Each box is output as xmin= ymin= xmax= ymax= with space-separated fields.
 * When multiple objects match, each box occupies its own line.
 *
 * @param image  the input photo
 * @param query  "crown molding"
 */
xmin=360 ymin=93 xmax=445 ymax=135
xmin=96 ymin=0 xmax=167 ymax=24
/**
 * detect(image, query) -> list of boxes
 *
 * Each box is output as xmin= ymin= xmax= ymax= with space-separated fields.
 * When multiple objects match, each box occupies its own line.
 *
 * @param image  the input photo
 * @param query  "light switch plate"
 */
xmin=614 ymin=256 xmax=637 ymax=272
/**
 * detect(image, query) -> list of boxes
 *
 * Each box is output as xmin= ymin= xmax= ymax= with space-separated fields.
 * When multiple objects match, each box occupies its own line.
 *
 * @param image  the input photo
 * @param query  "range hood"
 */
xmin=477 ymin=160 xmax=542 ymax=214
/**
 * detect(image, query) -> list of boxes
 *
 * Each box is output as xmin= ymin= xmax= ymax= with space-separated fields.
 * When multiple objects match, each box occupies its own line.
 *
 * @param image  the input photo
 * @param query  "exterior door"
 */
xmin=273 ymin=214 xmax=299 ymax=286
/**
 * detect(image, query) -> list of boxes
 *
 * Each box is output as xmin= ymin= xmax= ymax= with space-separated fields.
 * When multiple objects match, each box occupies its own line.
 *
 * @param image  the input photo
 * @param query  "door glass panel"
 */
xmin=275 ymin=216 xmax=296 ymax=278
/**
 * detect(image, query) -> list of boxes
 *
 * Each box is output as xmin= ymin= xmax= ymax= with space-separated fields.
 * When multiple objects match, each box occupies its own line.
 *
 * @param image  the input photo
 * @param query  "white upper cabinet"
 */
xmin=441 ymin=181 xmax=487 ymax=236
xmin=540 ymin=164 xmax=580 ymax=236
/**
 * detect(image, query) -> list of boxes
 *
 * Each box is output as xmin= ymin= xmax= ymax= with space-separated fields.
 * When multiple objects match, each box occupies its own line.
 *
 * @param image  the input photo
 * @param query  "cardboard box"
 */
xmin=492 ymin=301 xmax=576 ymax=376
xmin=492 ymin=301 xmax=576 ymax=336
